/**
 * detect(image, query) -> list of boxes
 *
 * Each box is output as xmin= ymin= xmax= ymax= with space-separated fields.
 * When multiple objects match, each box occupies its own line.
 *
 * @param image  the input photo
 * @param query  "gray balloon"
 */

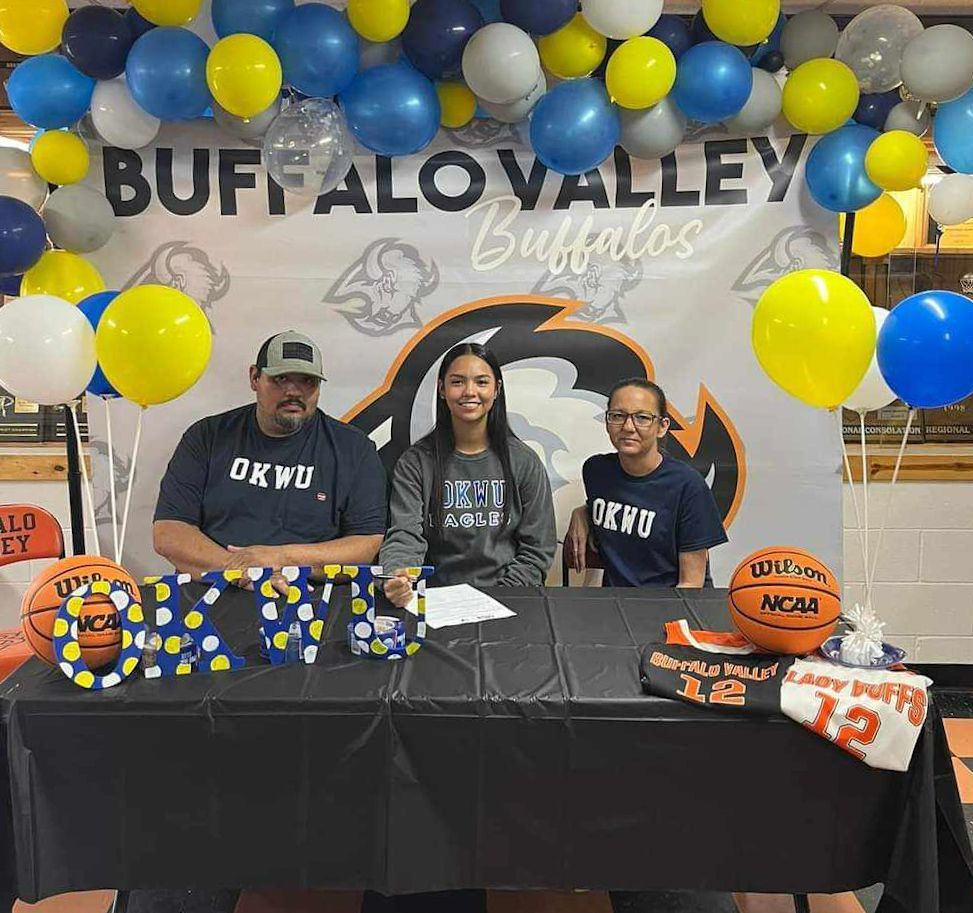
xmin=620 ymin=97 xmax=687 ymax=160
xmin=725 ymin=70 xmax=782 ymax=133
xmin=884 ymin=99 xmax=930 ymax=136
xmin=780 ymin=11 xmax=839 ymax=70
xmin=835 ymin=5 xmax=923 ymax=93
xmin=43 ymin=185 xmax=115 ymax=253
xmin=0 ymin=147 xmax=47 ymax=210
xmin=901 ymin=25 xmax=973 ymax=103
xmin=213 ymin=95 xmax=283 ymax=146
xmin=480 ymin=74 xmax=546 ymax=123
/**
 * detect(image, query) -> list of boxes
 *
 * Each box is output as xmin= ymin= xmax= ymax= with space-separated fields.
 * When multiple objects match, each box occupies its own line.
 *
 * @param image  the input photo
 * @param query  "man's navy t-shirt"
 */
xmin=583 ymin=452 xmax=728 ymax=587
xmin=154 ymin=404 xmax=388 ymax=548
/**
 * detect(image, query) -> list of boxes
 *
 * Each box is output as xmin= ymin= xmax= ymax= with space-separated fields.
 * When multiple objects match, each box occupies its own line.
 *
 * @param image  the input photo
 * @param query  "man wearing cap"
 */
xmin=153 ymin=331 xmax=387 ymax=588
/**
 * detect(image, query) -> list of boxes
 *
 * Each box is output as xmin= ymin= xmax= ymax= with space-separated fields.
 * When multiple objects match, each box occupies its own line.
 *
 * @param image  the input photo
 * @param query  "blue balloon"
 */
xmin=854 ymin=90 xmax=900 ymax=131
xmin=402 ymin=0 xmax=483 ymax=79
xmin=274 ymin=4 xmax=359 ymax=97
xmin=78 ymin=291 xmax=121 ymax=397
xmin=805 ymin=124 xmax=882 ymax=213
xmin=212 ymin=0 xmax=295 ymax=42
xmin=470 ymin=0 xmax=502 ymax=23
xmin=7 ymin=55 xmax=95 ymax=130
xmin=341 ymin=62 xmax=440 ymax=156
xmin=691 ymin=12 xmax=718 ymax=44
xmin=749 ymin=13 xmax=785 ymax=66
xmin=126 ymin=28 xmax=211 ymax=121
xmin=124 ymin=7 xmax=156 ymax=40
xmin=62 ymin=7 xmax=133 ymax=81
xmin=0 ymin=198 xmax=46 ymax=278
xmin=0 ymin=274 xmax=22 ymax=297
xmin=500 ymin=0 xmax=575 ymax=36
xmin=934 ymin=88 xmax=973 ymax=174
xmin=672 ymin=42 xmax=752 ymax=124
xmin=648 ymin=15 xmax=692 ymax=61
xmin=877 ymin=291 xmax=973 ymax=408
xmin=530 ymin=79 xmax=620 ymax=176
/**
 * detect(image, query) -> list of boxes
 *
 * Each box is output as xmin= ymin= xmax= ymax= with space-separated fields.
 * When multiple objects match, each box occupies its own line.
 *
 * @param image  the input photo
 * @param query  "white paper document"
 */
xmin=405 ymin=584 xmax=516 ymax=629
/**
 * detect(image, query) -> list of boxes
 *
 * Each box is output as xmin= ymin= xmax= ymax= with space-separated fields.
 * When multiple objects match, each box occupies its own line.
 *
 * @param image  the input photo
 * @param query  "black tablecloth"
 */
xmin=0 ymin=586 xmax=970 ymax=911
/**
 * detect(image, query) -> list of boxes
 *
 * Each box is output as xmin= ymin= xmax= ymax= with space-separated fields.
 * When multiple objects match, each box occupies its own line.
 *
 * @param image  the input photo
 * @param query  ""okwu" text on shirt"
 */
xmin=229 ymin=458 xmax=314 ymax=490
xmin=591 ymin=498 xmax=656 ymax=538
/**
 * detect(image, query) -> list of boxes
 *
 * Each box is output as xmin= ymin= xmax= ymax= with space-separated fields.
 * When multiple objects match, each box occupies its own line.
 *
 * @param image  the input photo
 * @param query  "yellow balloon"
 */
xmin=207 ymin=35 xmax=282 ymax=119
xmin=96 ymin=285 xmax=212 ymax=407
xmin=864 ymin=130 xmax=928 ymax=192
xmin=437 ymin=82 xmax=476 ymax=129
xmin=840 ymin=195 xmax=907 ymax=258
xmin=605 ymin=37 xmax=676 ymax=110
xmin=752 ymin=269 xmax=876 ymax=409
xmin=782 ymin=59 xmax=860 ymax=135
xmin=348 ymin=0 xmax=410 ymax=43
xmin=30 ymin=131 xmax=89 ymax=186
xmin=539 ymin=13 xmax=607 ymax=80
xmin=703 ymin=0 xmax=779 ymax=46
xmin=22 ymin=251 xmax=105 ymax=305
xmin=131 ymin=0 xmax=202 ymax=28
xmin=0 ymin=0 xmax=67 ymax=56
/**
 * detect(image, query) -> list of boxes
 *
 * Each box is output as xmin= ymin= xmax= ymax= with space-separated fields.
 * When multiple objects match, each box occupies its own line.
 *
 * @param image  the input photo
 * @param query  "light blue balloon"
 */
xmin=530 ymin=79 xmax=620 ymax=176
xmin=340 ymin=62 xmax=440 ymax=157
xmin=805 ymin=124 xmax=882 ymax=213
xmin=126 ymin=28 xmax=211 ymax=121
xmin=933 ymin=88 xmax=973 ymax=174
xmin=212 ymin=0 xmax=295 ymax=42
xmin=78 ymin=291 xmax=120 ymax=398
xmin=672 ymin=41 xmax=752 ymax=124
xmin=274 ymin=4 xmax=359 ymax=98
xmin=7 ymin=55 xmax=95 ymax=130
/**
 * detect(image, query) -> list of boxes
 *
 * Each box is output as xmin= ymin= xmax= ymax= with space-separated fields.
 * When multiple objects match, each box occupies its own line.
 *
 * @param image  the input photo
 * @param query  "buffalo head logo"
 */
xmin=326 ymin=238 xmax=439 ymax=336
xmin=531 ymin=257 xmax=643 ymax=325
xmin=343 ymin=296 xmax=746 ymax=526
xmin=732 ymin=227 xmax=837 ymax=305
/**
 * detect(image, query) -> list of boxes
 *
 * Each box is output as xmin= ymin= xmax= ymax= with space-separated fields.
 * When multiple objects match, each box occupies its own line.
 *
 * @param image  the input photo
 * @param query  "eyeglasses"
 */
xmin=605 ymin=410 xmax=662 ymax=429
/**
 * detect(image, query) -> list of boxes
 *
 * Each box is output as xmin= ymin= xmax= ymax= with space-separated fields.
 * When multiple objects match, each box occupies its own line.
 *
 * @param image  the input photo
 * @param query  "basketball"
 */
xmin=20 ymin=556 xmax=140 ymax=669
xmin=728 ymin=546 xmax=841 ymax=655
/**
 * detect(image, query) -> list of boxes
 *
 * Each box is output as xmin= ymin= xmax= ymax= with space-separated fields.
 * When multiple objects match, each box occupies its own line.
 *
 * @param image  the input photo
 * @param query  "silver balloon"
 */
xmin=927 ymin=174 xmax=973 ymax=227
xmin=725 ymin=70 xmax=782 ymax=133
xmin=835 ymin=5 xmax=923 ymax=93
xmin=214 ymin=95 xmax=282 ymax=147
xmin=43 ymin=185 xmax=116 ymax=253
xmin=360 ymin=37 xmax=402 ymax=70
xmin=0 ymin=147 xmax=47 ymax=210
xmin=901 ymin=25 xmax=973 ymax=103
xmin=480 ymin=74 xmax=546 ymax=123
xmin=262 ymin=98 xmax=354 ymax=198
xmin=884 ymin=99 xmax=930 ymax=136
xmin=780 ymin=10 xmax=839 ymax=70
xmin=620 ymin=97 xmax=686 ymax=160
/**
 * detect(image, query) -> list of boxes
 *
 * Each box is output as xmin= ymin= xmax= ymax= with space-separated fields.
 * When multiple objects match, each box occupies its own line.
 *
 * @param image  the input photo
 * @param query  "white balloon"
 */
xmin=581 ymin=0 xmax=663 ymax=40
xmin=725 ymin=70 xmax=782 ymax=133
xmin=0 ymin=148 xmax=47 ymax=210
xmin=0 ymin=296 xmax=96 ymax=405
xmin=620 ymin=97 xmax=686 ymax=160
xmin=480 ymin=74 xmax=546 ymax=123
xmin=884 ymin=100 xmax=930 ymax=136
xmin=835 ymin=4 xmax=923 ymax=94
xmin=843 ymin=307 xmax=897 ymax=413
xmin=43 ymin=185 xmax=116 ymax=254
xmin=780 ymin=10 xmax=839 ymax=70
xmin=901 ymin=25 xmax=973 ymax=103
xmin=91 ymin=78 xmax=161 ymax=150
xmin=213 ymin=95 xmax=282 ymax=146
xmin=462 ymin=23 xmax=541 ymax=105
xmin=928 ymin=173 xmax=973 ymax=227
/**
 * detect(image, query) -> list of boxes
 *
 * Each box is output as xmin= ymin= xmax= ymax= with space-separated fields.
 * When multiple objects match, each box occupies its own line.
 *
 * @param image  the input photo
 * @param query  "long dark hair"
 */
xmin=421 ymin=343 xmax=517 ymax=536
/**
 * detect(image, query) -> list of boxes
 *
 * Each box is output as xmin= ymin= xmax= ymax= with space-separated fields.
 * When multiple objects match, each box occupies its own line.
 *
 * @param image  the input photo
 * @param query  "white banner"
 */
xmin=84 ymin=118 xmax=842 ymax=585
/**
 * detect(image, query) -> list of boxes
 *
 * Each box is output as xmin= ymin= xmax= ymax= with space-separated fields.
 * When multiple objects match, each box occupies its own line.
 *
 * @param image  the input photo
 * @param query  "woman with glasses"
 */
xmin=565 ymin=377 xmax=727 ymax=587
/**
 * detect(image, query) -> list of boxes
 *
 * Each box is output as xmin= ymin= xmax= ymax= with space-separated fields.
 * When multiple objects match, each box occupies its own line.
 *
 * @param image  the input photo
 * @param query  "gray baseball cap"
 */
xmin=255 ymin=331 xmax=326 ymax=381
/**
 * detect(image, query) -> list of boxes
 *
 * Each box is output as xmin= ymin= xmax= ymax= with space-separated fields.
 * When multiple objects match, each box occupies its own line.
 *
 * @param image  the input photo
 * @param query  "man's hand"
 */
xmin=225 ymin=545 xmax=289 ymax=595
xmin=565 ymin=506 xmax=589 ymax=573
xmin=383 ymin=569 xmax=415 ymax=608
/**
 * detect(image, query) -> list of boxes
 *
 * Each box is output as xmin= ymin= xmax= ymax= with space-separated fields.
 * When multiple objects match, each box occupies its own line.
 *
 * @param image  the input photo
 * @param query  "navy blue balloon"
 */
xmin=126 ymin=28 xmax=211 ymax=121
xmin=934 ymin=89 xmax=973 ymax=174
xmin=0 ymin=198 xmax=46 ymax=279
xmin=341 ymin=62 xmax=440 ymax=156
xmin=274 ymin=4 xmax=359 ymax=97
xmin=854 ymin=90 xmax=900 ymax=131
xmin=7 ymin=55 xmax=95 ymax=130
xmin=805 ymin=125 xmax=882 ymax=213
xmin=757 ymin=50 xmax=784 ymax=73
xmin=691 ymin=12 xmax=718 ymax=44
xmin=212 ymin=0 xmax=295 ymax=42
xmin=877 ymin=291 xmax=973 ymax=408
xmin=78 ymin=291 xmax=121 ymax=397
xmin=471 ymin=0 xmax=502 ymax=23
xmin=124 ymin=8 xmax=156 ymax=40
xmin=402 ymin=0 xmax=483 ymax=80
xmin=749 ymin=13 xmax=785 ymax=66
xmin=672 ymin=42 xmax=752 ymax=124
xmin=62 ymin=7 xmax=133 ymax=80
xmin=648 ymin=15 xmax=692 ymax=61
xmin=530 ymin=79 xmax=620 ymax=176
xmin=500 ymin=0 xmax=575 ymax=36
xmin=0 ymin=275 xmax=21 ymax=297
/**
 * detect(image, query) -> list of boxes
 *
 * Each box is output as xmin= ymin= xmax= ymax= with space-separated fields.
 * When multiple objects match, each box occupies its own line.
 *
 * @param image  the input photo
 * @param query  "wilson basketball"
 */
xmin=20 ymin=556 xmax=140 ymax=669
xmin=728 ymin=546 xmax=841 ymax=655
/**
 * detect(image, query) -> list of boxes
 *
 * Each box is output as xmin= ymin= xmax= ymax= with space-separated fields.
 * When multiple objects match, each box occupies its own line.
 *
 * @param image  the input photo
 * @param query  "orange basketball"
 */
xmin=728 ymin=546 xmax=841 ymax=654
xmin=20 ymin=556 xmax=140 ymax=669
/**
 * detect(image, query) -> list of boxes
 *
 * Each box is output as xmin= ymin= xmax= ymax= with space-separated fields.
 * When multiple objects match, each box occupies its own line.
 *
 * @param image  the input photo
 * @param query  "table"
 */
xmin=0 ymin=586 xmax=970 ymax=913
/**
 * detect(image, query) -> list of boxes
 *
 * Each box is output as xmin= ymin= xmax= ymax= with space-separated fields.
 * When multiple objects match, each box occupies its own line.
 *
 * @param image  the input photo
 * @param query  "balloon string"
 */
xmin=836 ymin=410 xmax=868 ymax=602
xmin=72 ymin=400 xmax=100 ymax=557
xmin=104 ymin=396 xmax=120 ymax=563
xmin=866 ymin=408 xmax=915 ymax=609
xmin=859 ymin=411 xmax=870 ymax=606
xmin=118 ymin=406 xmax=145 ymax=565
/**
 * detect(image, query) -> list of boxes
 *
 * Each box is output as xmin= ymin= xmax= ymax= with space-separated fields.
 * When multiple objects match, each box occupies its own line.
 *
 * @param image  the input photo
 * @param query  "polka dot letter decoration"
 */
xmin=251 ymin=565 xmax=322 ymax=665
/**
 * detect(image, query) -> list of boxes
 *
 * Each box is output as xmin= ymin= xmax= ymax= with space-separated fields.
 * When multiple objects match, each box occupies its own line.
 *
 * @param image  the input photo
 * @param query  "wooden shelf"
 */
xmin=0 ymin=452 xmax=91 ymax=481
xmin=844 ymin=444 xmax=973 ymax=482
